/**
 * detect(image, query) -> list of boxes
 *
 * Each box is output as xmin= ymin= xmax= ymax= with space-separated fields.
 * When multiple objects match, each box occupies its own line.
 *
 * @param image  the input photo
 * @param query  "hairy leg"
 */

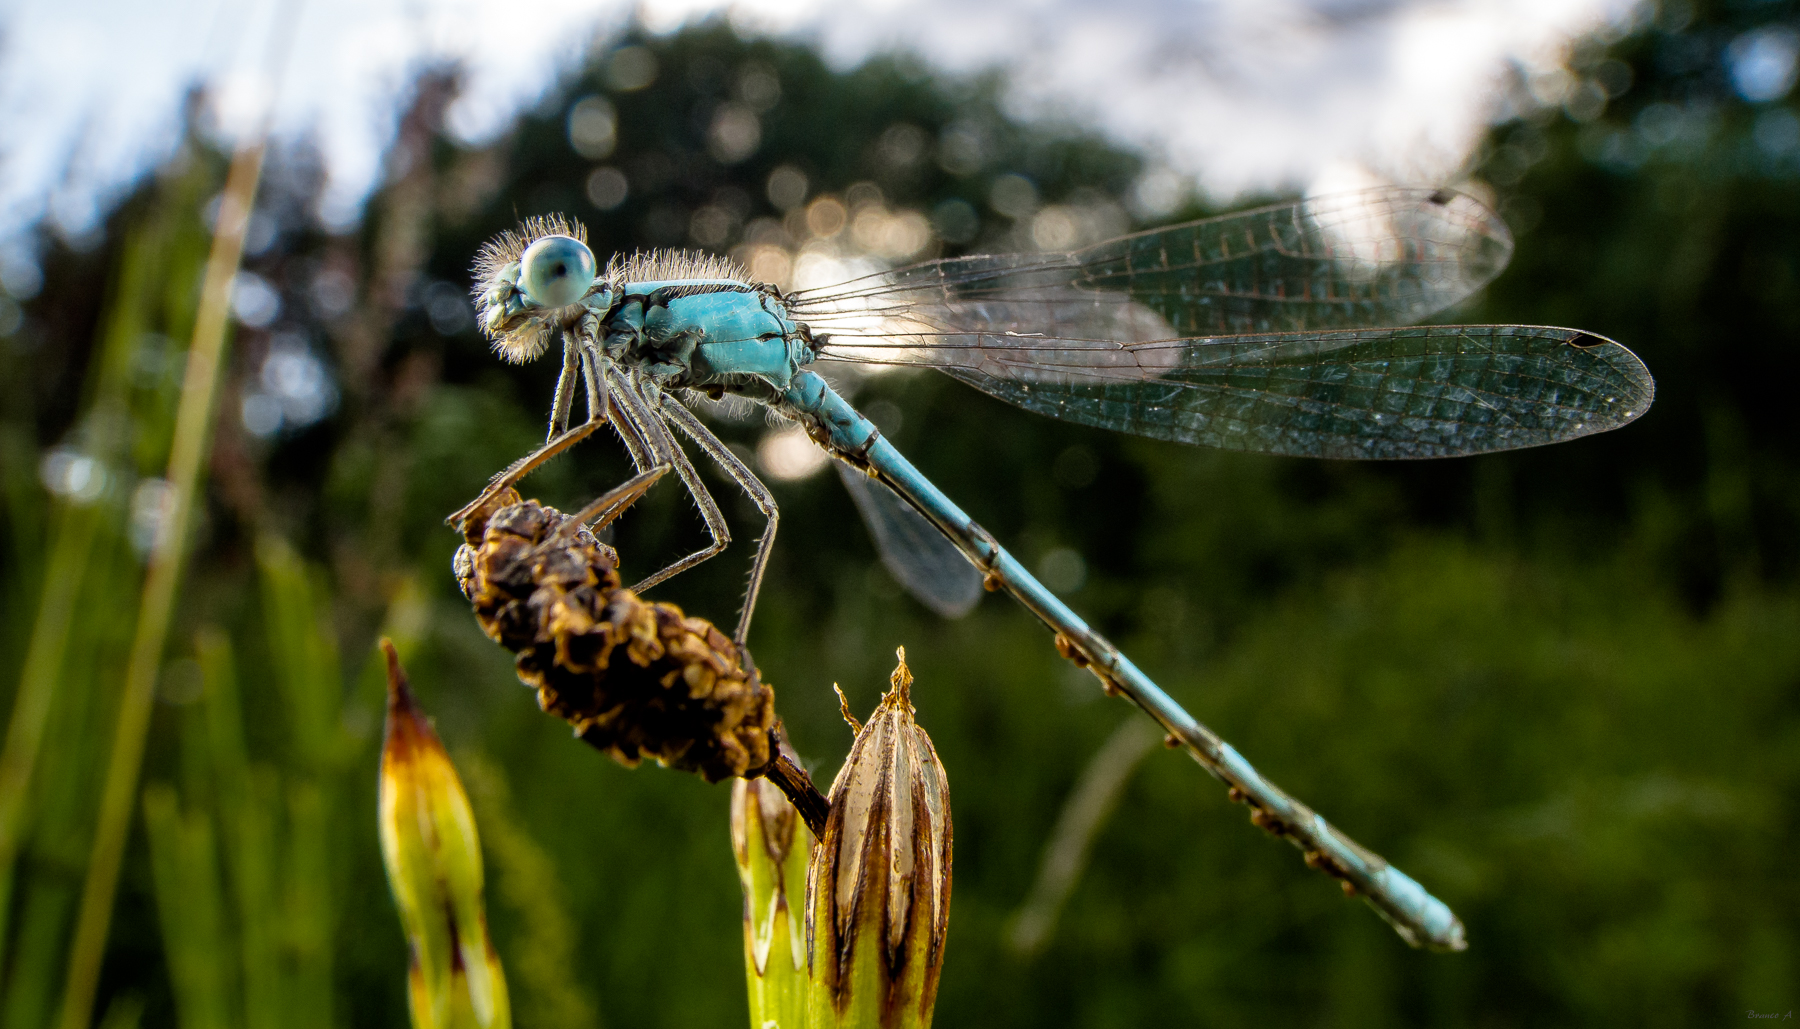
xmin=446 ymin=416 xmax=609 ymax=529
xmin=535 ymin=464 xmax=671 ymax=552
xmin=546 ymin=331 xmax=580 ymax=440
xmin=607 ymin=374 xmax=735 ymax=597
xmin=658 ymin=396 xmax=779 ymax=644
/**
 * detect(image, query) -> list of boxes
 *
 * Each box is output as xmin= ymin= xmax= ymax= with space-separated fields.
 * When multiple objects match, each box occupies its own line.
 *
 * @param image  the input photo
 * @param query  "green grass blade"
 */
xmin=143 ymin=784 xmax=233 ymax=1029
xmin=459 ymin=753 xmax=599 ymax=1029
xmin=94 ymin=993 xmax=145 ymax=1029
xmin=0 ymin=160 xmax=199 ymax=972
xmin=0 ymin=881 xmax=75 ymax=1029
xmin=0 ymin=426 xmax=46 ymax=601
xmin=0 ymin=502 xmax=104 ymax=960
xmin=2 ymin=519 xmax=137 ymax=1014
xmin=255 ymin=536 xmax=344 ymax=772
xmin=285 ymin=782 xmax=334 ymax=1028
xmin=195 ymin=630 xmax=284 ymax=1029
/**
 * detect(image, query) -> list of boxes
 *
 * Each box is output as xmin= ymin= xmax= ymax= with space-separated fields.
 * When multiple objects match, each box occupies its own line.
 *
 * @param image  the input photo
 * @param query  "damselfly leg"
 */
xmin=532 ymin=464 xmax=670 ymax=553
xmin=657 ymin=395 xmax=779 ymax=644
xmin=447 ymin=416 xmax=609 ymax=529
xmin=546 ymin=331 xmax=582 ymax=440
xmin=604 ymin=369 xmax=738 ymax=603
xmin=450 ymin=328 xmax=613 ymax=528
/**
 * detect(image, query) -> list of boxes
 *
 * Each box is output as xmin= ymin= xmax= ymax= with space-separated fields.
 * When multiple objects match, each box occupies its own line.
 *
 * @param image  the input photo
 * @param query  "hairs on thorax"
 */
xmin=605 ymin=249 xmax=749 ymax=284
xmin=679 ymin=390 xmax=800 ymax=432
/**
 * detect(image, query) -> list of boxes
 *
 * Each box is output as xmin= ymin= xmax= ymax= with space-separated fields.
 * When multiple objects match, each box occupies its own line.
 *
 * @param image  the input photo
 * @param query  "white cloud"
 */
xmin=0 ymin=0 xmax=1643 ymax=250
xmin=792 ymin=0 xmax=1644 ymax=199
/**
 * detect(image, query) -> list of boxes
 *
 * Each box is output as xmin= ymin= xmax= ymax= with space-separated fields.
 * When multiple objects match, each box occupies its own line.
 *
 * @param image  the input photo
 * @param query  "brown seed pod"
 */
xmin=454 ymin=485 xmax=774 ymax=784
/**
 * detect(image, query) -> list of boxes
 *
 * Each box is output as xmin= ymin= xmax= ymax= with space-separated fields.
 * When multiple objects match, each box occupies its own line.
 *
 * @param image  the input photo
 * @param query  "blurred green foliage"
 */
xmin=0 ymin=0 xmax=1796 ymax=1025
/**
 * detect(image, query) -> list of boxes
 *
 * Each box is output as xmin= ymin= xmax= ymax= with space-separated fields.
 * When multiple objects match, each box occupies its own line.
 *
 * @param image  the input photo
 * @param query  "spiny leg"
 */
xmin=536 ymin=464 xmax=671 ymax=552
xmin=450 ymin=329 xmax=611 ymax=529
xmin=547 ymin=330 xmax=581 ymax=441
xmin=658 ymin=396 xmax=778 ymax=644
xmin=447 ymin=416 xmax=609 ymax=529
xmin=596 ymin=356 xmax=653 ymax=470
xmin=608 ymin=374 xmax=734 ymax=596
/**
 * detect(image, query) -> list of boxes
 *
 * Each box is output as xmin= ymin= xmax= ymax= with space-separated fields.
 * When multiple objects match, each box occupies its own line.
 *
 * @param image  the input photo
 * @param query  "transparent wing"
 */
xmin=789 ymin=187 xmax=1512 ymax=338
xmin=836 ymin=462 xmax=984 ymax=616
xmin=820 ymin=325 xmax=1653 ymax=460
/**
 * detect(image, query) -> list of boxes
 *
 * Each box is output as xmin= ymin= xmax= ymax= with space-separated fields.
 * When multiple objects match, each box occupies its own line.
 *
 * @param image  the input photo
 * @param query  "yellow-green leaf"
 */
xmin=378 ymin=640 xmax=512 ymax=1029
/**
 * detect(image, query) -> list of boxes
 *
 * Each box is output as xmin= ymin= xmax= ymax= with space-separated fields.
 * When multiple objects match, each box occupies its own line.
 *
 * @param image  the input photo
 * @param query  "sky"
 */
xmin=0 ymin=0 xmax=1643 ymax=256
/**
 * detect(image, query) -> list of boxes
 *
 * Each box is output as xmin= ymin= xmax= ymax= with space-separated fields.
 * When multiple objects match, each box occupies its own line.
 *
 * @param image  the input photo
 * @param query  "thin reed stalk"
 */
xmin=0 ymin=156 xmax=214 ymax=977
xmin=56 ymin=138 xmax=270 ymax=1029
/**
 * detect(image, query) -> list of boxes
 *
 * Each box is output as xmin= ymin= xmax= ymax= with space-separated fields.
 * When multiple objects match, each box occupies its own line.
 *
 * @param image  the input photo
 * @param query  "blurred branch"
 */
xmin=1005 ymin=716 xmax=1159 ymax=958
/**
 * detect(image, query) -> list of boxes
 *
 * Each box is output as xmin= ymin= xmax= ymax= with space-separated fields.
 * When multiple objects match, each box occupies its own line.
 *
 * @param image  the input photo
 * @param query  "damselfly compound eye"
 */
xmin=519 ymin=235 xmax=596 ymax=308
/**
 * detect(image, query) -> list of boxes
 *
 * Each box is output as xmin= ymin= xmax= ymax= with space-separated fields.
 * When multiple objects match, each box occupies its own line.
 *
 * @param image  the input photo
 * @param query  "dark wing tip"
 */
xmin=1566 ymin=331 xmax=1611 ymax=350
xmin=1554 ymin=327 xmax=1656 ymax=418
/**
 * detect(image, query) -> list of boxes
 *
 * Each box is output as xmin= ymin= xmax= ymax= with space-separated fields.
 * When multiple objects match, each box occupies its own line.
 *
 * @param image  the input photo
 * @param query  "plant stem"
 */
xmin=763 ymin=745 xmax=831 ymax=838
xmin=57 ymin=137 xmax=268 ymax=1029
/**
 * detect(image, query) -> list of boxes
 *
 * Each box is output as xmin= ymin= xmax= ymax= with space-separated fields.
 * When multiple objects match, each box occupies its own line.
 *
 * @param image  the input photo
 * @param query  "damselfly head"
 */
xmin=472 ymin=214 xmax=599 ymax=364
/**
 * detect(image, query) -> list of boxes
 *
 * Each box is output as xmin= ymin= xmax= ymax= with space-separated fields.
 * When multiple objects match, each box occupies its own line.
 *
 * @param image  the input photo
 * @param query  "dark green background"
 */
xmin=1 ymin=0 xmax=1796 ymax=1025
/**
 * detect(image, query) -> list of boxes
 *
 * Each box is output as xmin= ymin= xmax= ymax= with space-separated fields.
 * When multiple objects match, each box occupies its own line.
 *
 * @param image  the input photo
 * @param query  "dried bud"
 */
xmin=378 ymin=640 xmax=511 ymax=1029
xmin=732 ymin=771 xmax=814 ymax=1029
xmin=807 ymin=649 xmax=952 ymax=1029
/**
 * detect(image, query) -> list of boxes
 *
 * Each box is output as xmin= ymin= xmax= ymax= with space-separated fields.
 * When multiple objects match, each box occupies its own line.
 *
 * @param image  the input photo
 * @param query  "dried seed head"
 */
xmin=378 ymin=641 xmax=512 ymax=1029
xmin=454 ymin=488 xmax=775 ymax=781
xmin=807 ymin=648 xmax=952 ymax=1029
